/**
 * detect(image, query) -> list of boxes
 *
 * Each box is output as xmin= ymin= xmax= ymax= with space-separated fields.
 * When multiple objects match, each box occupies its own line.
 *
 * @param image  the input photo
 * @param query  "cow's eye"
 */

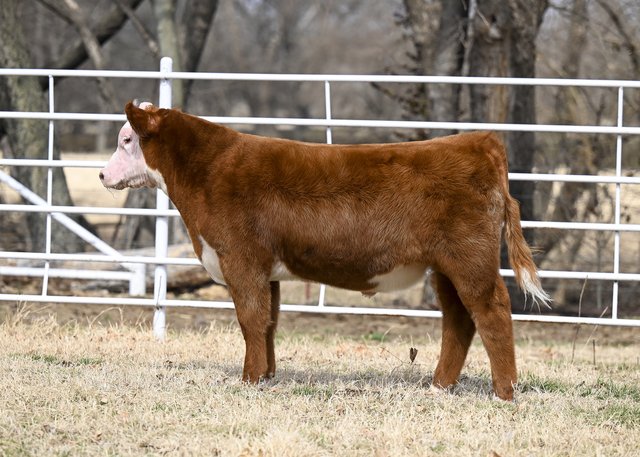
xmin=123 ymin=137 xmax=131 ymax=145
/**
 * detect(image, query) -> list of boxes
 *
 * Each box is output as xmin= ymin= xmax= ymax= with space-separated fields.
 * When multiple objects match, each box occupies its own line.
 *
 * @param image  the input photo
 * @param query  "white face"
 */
xmin=99 ymin=103 xmax=164 ymax=191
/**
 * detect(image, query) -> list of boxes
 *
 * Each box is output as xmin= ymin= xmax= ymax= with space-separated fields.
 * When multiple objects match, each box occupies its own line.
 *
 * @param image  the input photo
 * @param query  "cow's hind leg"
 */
xmin=432 ymin=271 xmax=476 ymax=391
xmin=453 ymin=273 xmax=517 ymax=400
xmin=265 ymin=281 xmax=281 ymax=378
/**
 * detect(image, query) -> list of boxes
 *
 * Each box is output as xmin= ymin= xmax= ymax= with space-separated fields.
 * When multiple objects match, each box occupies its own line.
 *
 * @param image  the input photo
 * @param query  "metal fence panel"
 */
xmin=1 ymin=60 xmax=639 ymax=336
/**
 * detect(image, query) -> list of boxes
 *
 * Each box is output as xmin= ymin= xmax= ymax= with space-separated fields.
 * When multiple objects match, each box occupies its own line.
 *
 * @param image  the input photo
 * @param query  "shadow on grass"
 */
xmin=207 ymin=362 xmax=497 ymax=398
xmin=202 ymin=362 xmax=640 ymax=403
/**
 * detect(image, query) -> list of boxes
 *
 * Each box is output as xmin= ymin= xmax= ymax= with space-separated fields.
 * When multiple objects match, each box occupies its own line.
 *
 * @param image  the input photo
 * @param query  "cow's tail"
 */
xmin=504 ymin=192 xmax=552 ymax=309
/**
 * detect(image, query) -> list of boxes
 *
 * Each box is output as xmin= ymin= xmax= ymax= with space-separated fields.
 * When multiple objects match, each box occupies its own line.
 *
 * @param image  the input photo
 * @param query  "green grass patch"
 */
xmin=291 ymin=384 xmax=335 ymax=399
xmin=579 ymin=403 xmax=640 ymax=428
xmin=520 ymin=372 xmax=640 ymax=403
xmin=363 ymin=331 xmax=386 ymax=342
xmin=519 ymin=373 xmax=571 ymax=394
xmin=13 ymin=352 xmax=104 ymax=367
xmin=578 ymin=378 xmax=640 ymax=401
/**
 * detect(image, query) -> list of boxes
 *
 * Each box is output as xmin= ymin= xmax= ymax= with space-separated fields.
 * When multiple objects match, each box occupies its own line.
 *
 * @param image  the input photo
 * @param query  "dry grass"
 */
xmin=1 ymin=306 xmax=639 ymax=456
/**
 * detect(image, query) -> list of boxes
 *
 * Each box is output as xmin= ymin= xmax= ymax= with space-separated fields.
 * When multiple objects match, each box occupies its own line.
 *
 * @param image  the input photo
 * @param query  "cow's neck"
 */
xmin=145 ymin=118 xmax=238 ymax=223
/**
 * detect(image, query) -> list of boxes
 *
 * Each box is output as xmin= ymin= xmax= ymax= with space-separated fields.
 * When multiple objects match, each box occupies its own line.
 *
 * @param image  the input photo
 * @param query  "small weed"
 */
xmin=291 ymin=384 xmax=335 ymax=399
xmin=29 ymin=353 xmax=62 ymax=365
xmin=152 ymin=402 xmax=175 ymax=413
xmin=364 ymin=331 xmax=386 ymax=342
xmin=23 ymin=353 xmax=103 ymax=367
xmin=76 ymin=357 xmax=104 ymax=366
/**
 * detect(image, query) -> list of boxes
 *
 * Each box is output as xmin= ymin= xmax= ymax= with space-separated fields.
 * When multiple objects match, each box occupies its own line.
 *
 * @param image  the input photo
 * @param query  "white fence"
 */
xmin=1 ymin=58 xmax=639 ymax=337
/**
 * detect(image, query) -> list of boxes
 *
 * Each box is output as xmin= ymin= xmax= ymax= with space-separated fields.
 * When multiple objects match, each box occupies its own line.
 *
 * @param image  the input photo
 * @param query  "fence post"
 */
xmin=153 ymin=57 xmax=172 ymax=340
xmin=611 ymin=86 xmax=624 ymax=320
xmin=316 ymin=80 xmax=333 ymax=308
xmin=42 ymin=75 xmax=55 ymax=295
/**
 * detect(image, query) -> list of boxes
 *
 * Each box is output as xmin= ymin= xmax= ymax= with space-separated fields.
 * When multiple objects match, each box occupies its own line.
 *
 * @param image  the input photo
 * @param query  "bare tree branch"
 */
xmin=594 ymin=0 xmax=640 ymax=75
xmin=35 ymin=0 xmax=145 ymax=81
xmin=113 ymin=0 xmax=161 ymax=59
xmin=39 ymin=0 xmax=119 ymax=111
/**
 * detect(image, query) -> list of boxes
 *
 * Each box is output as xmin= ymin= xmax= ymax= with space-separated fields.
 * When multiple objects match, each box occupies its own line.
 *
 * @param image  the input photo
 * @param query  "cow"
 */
xmin=100 ymin=101 xmax=550 ymax=401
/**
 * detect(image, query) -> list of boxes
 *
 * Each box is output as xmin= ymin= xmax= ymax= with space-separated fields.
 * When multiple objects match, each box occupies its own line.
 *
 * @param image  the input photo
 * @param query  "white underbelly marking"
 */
xmin=199 ymin=237 xmax=226 ymax=285
xmin=270 ymin=260 xmax=301 ymax=281
xmin=146 ymin=166 xmax=168 ymax=194
xmin=369 ymin=264 xmax=428 ymax=293
xmin=199 ymin=237 xmax=300 ymax=284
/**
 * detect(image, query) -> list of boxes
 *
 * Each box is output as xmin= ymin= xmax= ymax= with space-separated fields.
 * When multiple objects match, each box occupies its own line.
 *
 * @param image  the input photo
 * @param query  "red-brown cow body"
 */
xmin=100 ymin=102 xmax=550 ymax=400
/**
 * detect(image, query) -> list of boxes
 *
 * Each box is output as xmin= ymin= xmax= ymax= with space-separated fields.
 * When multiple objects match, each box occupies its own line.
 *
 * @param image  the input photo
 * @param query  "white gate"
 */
xmin=1 ymin=58 xmax=639 ymax=338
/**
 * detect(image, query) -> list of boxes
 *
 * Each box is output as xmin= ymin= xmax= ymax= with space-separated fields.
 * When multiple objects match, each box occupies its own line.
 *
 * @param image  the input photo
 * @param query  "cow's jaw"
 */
xmin=101 ymin=166 xmax=165 ymax=191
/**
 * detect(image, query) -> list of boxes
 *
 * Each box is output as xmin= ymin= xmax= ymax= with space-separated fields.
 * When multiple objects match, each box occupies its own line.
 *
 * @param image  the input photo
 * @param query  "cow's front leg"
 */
xmin=233 ymin=282 xmax=274 ymax=382
xmin=221 ymin=258 xmax=274 ymax=382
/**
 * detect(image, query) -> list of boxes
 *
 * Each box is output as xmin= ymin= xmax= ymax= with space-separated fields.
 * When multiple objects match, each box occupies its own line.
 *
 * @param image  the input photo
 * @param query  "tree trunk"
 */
xmin=506 ymin=0 xmax=547 ymax=230
xmin=0 ymin=0 xmax=88 ymax=253
xmin=151 ymin=0 xmax=184 ymax=109
xmin=539 ymin=0 xmax=589 ymax=256
xmin=462 ymin=0 xmax=548 ymax=308
xmin=181 ymin=0 xmax=219 ymax=108
xmin=426 ymin=0 xmax=466 ymax=137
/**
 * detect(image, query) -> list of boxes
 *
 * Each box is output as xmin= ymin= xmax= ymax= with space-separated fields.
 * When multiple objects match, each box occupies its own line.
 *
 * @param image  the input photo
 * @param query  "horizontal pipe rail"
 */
xmin=201 ymin=116 xmax=640 ymax=135
xmin=0 ymin=159 xmax=107 ymax=168
xmin=0 ymin=293 xmax=637 ymax=327
xmin=0 ymin=266 xmax=133 ymax=281
xmin=509 ymin=173 xmax=640 ymax=184
xmin=0 ymin=251 xmax=200 ymax=265
xmin=3 ymin=67 xmax=640 ymax=88
xmin=2 ymin=111 xmax=640 ymax=135
xmin=0 ymin=204 xmax=180 ymax=217
xmin=1 ymin=250 xmax=639 ymax=281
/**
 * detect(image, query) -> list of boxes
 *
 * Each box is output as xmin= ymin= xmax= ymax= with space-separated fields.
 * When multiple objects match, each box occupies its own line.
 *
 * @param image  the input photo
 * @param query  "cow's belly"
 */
xmin=367 ymin=263 xmax=428 ymax=293
xmin=199 ymin=237 xmax=425 ymax=292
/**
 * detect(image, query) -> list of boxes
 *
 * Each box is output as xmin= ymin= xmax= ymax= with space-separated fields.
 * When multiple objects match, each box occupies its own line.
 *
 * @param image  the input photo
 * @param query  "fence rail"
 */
xmin=1 ymin=59 xmax=639 ymax=336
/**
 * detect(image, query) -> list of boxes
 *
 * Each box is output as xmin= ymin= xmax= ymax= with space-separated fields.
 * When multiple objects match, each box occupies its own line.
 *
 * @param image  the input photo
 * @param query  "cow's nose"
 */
xmin=99 ymin=171 xmax=105 ymax=181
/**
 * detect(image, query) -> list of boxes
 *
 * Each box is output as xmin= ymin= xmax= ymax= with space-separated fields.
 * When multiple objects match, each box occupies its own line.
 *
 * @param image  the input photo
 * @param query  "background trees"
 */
xmin=1 ymin=0 xmax=638 ymax=313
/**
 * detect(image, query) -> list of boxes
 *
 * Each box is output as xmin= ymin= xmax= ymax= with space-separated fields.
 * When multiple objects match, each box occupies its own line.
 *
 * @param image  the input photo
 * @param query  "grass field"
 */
xmin=1 ymin=304 xmax=639 ymax=456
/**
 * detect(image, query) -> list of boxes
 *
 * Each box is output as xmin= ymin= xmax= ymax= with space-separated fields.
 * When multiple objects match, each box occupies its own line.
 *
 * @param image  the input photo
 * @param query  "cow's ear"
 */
xmin=125 ymin=101 xmax=160 ymax=138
